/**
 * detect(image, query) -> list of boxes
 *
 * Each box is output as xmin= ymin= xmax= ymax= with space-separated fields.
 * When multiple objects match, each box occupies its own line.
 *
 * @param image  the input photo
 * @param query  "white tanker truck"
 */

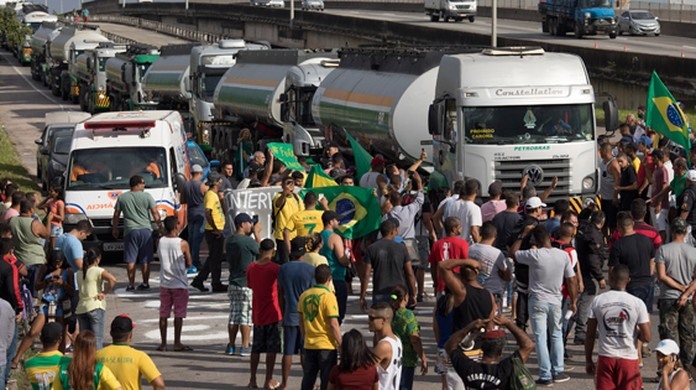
xmin=73 ymin=42 xmax=127 ymax=113
xmin=210 ymin=49 xmax=338 ymax=162
xmin=30 ymin=22 xmax=61 ymax=83
xmin=105 ymin=45 xmax=161 ymax=111
xmin=47 ymin=27 xmax=110 ymax=100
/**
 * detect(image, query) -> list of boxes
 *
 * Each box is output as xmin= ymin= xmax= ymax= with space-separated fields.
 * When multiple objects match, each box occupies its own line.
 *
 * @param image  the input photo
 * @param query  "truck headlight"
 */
xmin=201 ymin=128 xmax=210 ymax=144
xmin=449 ymin=4 xmax=457 ymax=9
xmin=582 ymin=176 xmax=594 ymax=191
xmin=65 ymin=213 xmax=89 ymax=225
xmin=584 ymin=12 xmax=591 ymax=18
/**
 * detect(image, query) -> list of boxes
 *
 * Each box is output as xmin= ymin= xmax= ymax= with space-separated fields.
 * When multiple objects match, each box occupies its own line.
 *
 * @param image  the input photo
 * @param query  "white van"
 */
xmin=63 ymin=110 xmax=190 ymax=252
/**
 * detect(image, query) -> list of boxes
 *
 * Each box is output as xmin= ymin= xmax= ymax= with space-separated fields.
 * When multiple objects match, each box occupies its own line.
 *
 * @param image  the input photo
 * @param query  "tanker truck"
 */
xmin=428 ymin=46 xmax=618 ymax=205
xmin=310 ymin=48 xmax=458 ymax=164
xmin=30 ymin=22 xmax=61 ymax=82
xmin=47 ymin=27 xmax=110 ymax=100
xmin=17 ymin=9 xmax=57 ymax=65
xmin=190 ymin=39 xmax=270 ymax=155
xmin=211 ymin=49 xmax=338 ymax=162
xmin=73 ymin=42 xmax=127 ymax=113
xmin=141 ymin=43 xmax=200 ymax=125
xmin=105 ymin=44 xmax=160 ymax=111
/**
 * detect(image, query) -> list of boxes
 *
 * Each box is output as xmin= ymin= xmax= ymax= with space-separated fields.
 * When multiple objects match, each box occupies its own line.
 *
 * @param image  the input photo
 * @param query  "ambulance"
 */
xmin=63 ymin=111 xmax=190 ymax=252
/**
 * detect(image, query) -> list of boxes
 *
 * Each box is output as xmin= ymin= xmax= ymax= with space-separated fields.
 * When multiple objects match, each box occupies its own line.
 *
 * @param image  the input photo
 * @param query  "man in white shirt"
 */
xmin=444 ymin=179 xmax=482 ymax=244
xmin=469 ymin=221 xmax=510 ymax=311
xmin=432 ymin=180 xmax=464 ymax=236
xmin=584 ymin=264 xmax=651 ymax=390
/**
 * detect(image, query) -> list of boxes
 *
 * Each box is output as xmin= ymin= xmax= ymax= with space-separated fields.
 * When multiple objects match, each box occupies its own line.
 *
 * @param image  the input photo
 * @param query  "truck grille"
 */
xmin=456 ymin=4 xmax=470 ymax=9
xmin=495 ymin=159 xmax=572 ymax=204
xmin=91 ymin=218 xmax=122 ymax=228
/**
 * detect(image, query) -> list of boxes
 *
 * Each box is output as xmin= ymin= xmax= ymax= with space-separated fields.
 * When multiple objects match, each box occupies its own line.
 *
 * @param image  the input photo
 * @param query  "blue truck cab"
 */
xmin=539 ymin=0 xmax=617 ymax=39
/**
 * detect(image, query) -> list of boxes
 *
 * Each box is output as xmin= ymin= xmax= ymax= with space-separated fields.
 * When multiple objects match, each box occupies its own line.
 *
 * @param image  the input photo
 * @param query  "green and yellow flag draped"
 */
xmin=301 ymin=186 xmax=380 ymax=239
xmin=646 ymin=71 xmax=690 ymax=152
xmin=305 ymin=164 xmax=337 ymax=188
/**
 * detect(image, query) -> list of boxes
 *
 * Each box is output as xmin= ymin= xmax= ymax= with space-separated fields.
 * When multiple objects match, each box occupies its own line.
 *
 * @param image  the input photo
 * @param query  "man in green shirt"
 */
xmin=112 ymin=175 xmax=162 ymax=291
xmin=24 ymin=322 xmax=67 ymax=390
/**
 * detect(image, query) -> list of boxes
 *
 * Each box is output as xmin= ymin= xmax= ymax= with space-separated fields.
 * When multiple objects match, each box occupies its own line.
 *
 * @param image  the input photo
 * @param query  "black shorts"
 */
xmin=252 ymin=322 xmax=282 ymax=354
xmin=600 ymin=199 xmax=617 ymax=229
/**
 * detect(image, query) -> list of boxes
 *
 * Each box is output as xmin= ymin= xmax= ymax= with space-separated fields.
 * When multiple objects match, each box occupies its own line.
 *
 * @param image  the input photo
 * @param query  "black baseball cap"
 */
xmin=234 ymin=213 xmax=253 ymax=225
xmin=111 ymin=314 xmax=135 ymax=336
xmin=290 ymin=236 xmax=307 ymax=259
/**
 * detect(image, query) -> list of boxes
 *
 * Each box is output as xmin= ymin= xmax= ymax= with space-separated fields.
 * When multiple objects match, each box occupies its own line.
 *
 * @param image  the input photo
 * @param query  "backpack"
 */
xmin=509 ymin=354 xmax=536 ymax=390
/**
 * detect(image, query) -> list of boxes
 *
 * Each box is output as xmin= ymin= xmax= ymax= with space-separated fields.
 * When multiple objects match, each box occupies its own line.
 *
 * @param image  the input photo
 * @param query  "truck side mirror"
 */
xmin=40 ymin=147 xmax=49 ymax=155
xmin=174 ymin=172 xmax=187 ymax=193
xmin=603 ymin=98 xmax=619 ymax=133
xmin=280 ymin=102 xmax=289 ymax=122
xmin=279 ymin=93 xmax=288 ymax=103
xmin=428 ymin=103 xmax=444 ymax=136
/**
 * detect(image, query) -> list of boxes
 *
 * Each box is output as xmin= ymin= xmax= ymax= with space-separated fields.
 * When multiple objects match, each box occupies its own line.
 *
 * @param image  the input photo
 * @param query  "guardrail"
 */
xmin=87 ymin=14 xmax=230 ymax=42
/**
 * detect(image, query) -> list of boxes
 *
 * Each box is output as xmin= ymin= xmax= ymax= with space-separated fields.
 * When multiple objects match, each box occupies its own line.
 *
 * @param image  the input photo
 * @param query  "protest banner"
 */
xmin=267 ymin=142 xmax=304 ymax=171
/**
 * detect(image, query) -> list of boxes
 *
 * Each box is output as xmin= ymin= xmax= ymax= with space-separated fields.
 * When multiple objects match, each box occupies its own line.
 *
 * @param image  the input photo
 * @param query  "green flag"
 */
xmin=343 ymin=131 xmax=373 ymax=182
xmin=305 ymin=164 xmax=337 ymax=188
xmin=301 ymin=186 xmax=380 ymax=239
xmin=646 ymin=71 xmax=690 ymax=152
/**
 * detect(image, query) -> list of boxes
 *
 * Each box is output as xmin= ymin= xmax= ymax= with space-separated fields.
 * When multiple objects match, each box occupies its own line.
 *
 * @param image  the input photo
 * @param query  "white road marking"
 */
xmin=0 ymin=52 xmax=67 ymax=110
xmin=144 ymin=324 xmax=229 ymax=342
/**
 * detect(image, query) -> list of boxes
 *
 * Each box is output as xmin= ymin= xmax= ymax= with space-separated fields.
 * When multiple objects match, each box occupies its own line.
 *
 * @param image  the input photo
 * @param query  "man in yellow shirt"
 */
xmin=273 ymin=177 xmax=304 ymax=264
xmin=192 ymin=174 xmax=227 ymax=293
xmin=283 ymin=191 xmax=328 ymax=252
xmin=298 ymin=264 xmax=341 ymax=390
xmin=96 ymin=315 xmax=164 ymax=390
xmin=24 ymin=323 xmax=67 ymax=390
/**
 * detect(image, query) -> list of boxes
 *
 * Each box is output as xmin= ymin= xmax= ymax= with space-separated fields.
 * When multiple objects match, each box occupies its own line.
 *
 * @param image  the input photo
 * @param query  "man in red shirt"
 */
xmin=246 ymin=239 xmax=283 ymax=389
xmin=428 ymin=217 xmax=469 ymax=296
xmin=609 ymin=199 xmax=662 ymax=251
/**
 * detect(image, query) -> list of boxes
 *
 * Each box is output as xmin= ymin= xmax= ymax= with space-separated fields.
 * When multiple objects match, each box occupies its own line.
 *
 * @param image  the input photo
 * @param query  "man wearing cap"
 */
xmin=656 ymin=218 xmax=696 ymax=365
xmin=277 ymin=236 xmax=315 ymax=390
xmin=96 ymin=315 xmax=164 ymax=390
xmin=24 ymin=322 xmax=65 ymax=390
xmin=225 ymin=212 xmax=262 ymax=357
xmin=679 ymin=170 xmax=696 ymax=245
xmin=191 ymin=174 xmax=227 ymax=293
xmin=181 ymin=164 xmax=208 ymax=273
xmin=359 ymin=155 xmax=388 ymax=190
xmin=320 ymin=141 xmax=339 ymax=170
xmin=112 ymin=175 xmax=162 ymax=291
xmin=507 ymin=195 xmax=546 ymax=332
xmin=585 ymin=265 xmax=651 ymax=390
xmin=447 ymin=315 xmax=534 ymax=389
xmin=480 ymin=181 xmax=506 ymax=223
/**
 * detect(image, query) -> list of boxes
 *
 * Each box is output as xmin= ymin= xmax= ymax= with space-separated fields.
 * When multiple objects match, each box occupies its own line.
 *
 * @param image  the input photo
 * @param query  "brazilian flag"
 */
xmin=646 ymin=71 xmax=690 ymax=152
xmin=300 ymin=186 xmax=380 ymax=239
xmin=305 ymin=164 xmax=337 ymax=188
xmin=344 ymin=131 xmax=373 ymax=183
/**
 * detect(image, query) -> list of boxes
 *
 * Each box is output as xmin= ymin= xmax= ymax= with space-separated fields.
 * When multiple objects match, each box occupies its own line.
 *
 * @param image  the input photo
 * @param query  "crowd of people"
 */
xmin=0 ymin=108 xmax=696 ymax=389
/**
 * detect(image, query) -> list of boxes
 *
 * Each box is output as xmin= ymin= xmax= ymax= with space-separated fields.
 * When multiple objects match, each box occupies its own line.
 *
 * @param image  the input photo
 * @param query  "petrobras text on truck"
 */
xmin=63 ymin=111 xmax=190 ymax=252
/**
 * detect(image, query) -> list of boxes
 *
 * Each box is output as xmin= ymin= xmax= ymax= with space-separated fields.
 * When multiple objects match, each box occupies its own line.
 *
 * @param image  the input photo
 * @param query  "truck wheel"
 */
xmin=542 ymin=20 xmax=549 ymax=33
xmin=549 ymin=19 xmax=557 ymax=35
xmin=51 ymin=83 xmax=60 ymax=97
xmin=609 ymin=31 xmax=617 ymax=39
xmin=468 ymin=16 xmax=475 ymax=22
xmin=574 ymin=24 xmax=584 ymax=38
xmin=454 ymin=17 xmax=462 ymax=22
xmin=61 ymin=85 xmax=69 ymax=101
xmin=557 ymin=23 xmax=566 ymax=36
xmin=79 ymin=89 xmax=88 ymax=112
xmin=440 ymin=11 xmax=447 ymax=22
xmin=430 ymin=14 xmax=439 ymax=22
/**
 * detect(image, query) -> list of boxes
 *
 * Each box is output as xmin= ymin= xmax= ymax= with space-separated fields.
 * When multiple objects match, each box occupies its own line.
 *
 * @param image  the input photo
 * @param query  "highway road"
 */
xmin=324 ymin=9 xmax=696 ymax=59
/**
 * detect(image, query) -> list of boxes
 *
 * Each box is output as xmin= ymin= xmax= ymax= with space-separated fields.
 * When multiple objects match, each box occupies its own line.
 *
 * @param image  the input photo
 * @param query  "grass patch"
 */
xmin=0 ymin=124 xmax=40 ymax=192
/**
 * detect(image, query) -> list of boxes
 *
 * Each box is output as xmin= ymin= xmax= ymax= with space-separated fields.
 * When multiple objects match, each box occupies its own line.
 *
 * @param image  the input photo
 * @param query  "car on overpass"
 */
xmin=302 ymin=0 xmax=324 ymax=11
xmin=618 ymin=10 xmax=660 ymax=36
xmin=251 ymin=0 xmax=284 ymax=7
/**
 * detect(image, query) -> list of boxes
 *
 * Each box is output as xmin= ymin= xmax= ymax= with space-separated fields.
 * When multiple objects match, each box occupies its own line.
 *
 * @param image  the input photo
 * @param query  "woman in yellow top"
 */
xmin=54 ymin=330 xmax=122 ymax=390
xmin=76 ymin=249 xmax=117 ymax=350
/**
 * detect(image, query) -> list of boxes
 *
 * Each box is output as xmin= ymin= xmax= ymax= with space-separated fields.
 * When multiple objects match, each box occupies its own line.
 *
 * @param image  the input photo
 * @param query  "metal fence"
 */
xmin=87 ymin=14 xmax=231 ymax=42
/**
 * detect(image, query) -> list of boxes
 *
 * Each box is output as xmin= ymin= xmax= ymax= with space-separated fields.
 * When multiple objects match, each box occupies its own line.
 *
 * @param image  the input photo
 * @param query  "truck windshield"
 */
xmin=463 ymin=104 xmax=594 ymax=144
xmin=582 ymin=0 xmax=610 ymax=7
xmin=67 ymin=147 xmax=168 ymax=190
xmin=200 ymin=68 xmax=228 ymax=101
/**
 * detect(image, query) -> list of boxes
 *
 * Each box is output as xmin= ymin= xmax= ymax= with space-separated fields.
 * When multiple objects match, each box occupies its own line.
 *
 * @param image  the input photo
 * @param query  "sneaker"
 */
xmin=239 ymin=347 xmax=251 ymax=357
xmin=191 ymin=280 xmax=209 ymax=292
xmin=553 ymin=373 xmax=570 ymax=383
xmin=225 ymin=344 xmax=235 ymax=355
xmin=212 ymin=284 xmax=228 ymax=293
xmin=125 ymin=285 xmax=135 ymax=292
xmin=536 ymin=378 xmax=553 ymax=387
xmin=187 ymin=266 xmax=198 ymax=275
xmin=136 ymin=284 xmax=150 ymax=291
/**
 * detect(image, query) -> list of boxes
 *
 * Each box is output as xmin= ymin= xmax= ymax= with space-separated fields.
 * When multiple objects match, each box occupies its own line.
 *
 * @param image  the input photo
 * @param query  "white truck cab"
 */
xmin=63 ymin=111 xmax=190 ymax=252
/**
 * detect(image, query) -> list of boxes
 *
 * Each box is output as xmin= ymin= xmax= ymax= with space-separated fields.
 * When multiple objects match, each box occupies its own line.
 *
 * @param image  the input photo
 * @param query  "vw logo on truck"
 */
xmin=523 ymin=164 xmax=544 ymax=186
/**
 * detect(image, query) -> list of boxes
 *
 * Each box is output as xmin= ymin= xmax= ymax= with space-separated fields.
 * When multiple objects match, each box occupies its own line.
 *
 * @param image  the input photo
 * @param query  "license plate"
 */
xmin=103 ymin=242 xmax=124 ymax=251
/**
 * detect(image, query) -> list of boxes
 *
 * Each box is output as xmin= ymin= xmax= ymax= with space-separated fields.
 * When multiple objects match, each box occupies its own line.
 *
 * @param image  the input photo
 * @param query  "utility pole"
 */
xmin=491 ymin=0 xmax=498 ymax=47
xmin=290 ymin=0 xmax=294 ymax=28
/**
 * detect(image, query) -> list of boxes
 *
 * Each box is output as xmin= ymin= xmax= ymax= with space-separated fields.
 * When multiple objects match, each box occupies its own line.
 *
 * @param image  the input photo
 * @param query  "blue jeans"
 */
xmin=400 ymin=366 xmax=415 ymax=390
xmin=78 ymin=309 xmax=105 ymax=350
xmin=4 ymin=324 xmax=17 ymax=383
xmin=188 ymin=216 xmax=206 ymax=268
xmin=529 ymin=296 xmax=564 ymax=380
